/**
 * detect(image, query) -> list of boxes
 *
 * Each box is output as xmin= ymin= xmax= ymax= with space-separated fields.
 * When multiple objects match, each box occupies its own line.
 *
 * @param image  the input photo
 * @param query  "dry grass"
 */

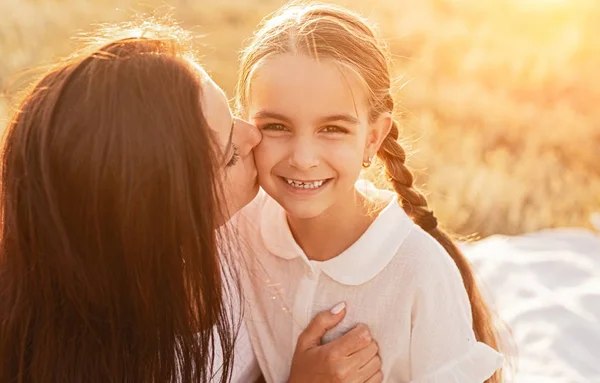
xmin=1 ymin=0 xmax=598 ymax=237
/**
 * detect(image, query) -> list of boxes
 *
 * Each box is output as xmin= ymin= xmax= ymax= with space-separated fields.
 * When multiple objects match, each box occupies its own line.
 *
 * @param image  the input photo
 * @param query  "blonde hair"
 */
xmin=236 ymin=2 xmax=505 ymax=382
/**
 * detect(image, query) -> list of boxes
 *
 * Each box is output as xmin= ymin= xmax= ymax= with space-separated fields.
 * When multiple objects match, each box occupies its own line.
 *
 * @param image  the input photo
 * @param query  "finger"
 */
xmin=364 ymin=370 xmax=384 ymax=383
xmin=345 ymin=352 xmax=382 ymax=383
xmin=296 ymin=302 xmax=346 ymax=350
xmin=357 ymin=354 xmax=382 ymax=380
xmin=348 ymin=341 xmax=379 ymax=371
xmin=325 ymin=323 xmax=372 ymax=356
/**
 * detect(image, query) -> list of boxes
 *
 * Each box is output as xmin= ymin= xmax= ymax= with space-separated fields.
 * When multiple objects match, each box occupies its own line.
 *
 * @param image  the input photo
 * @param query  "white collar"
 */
xmin=259 ymin=182 xmax=414 ymax=286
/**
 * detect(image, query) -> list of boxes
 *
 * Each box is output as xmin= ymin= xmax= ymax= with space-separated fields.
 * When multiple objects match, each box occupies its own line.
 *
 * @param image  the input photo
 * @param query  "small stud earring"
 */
xmin=362 ymin=156 xmax=372 ymax=168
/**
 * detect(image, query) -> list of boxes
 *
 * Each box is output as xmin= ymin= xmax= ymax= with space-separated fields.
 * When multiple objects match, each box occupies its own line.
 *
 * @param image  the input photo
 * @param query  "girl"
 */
xmin=0 ymin=20 xmax=381 ymax=383
xmin=234 ymin=2 xmax=506 ymax=382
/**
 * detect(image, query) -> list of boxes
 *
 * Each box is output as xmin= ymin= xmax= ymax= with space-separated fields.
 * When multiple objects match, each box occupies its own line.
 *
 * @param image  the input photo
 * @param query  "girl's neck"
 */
xmin=286 ymin=189 xmax=385 ymax=262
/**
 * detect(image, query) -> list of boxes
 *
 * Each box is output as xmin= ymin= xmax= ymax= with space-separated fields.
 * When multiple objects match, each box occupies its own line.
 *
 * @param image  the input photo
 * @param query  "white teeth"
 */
xmin=285 ymin=178 xmax=326 ymax=189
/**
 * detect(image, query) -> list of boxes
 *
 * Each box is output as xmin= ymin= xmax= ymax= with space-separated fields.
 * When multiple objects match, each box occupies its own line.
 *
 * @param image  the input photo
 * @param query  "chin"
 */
xmin=221 ymin=183 xmax=261 ymax=223
xmin=278 ymin=199 xmax=328 ymax=221
xmin=247 ymin=182 xmax=260 ymax=203
xmin=238 ymin=182 xmax=260 ymax=210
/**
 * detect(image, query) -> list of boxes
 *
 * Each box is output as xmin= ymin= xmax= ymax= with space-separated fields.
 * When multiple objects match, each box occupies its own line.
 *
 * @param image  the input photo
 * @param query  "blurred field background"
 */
xmin=1 ymin=0 xmax=598 ymax=238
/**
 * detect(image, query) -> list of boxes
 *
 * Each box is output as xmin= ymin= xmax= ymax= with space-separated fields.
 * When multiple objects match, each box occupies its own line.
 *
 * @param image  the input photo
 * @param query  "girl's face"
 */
xmin=247 ymin=54 xmax=390 ymax=219
xmin=199 ymin=68 xmax=262 ymax=220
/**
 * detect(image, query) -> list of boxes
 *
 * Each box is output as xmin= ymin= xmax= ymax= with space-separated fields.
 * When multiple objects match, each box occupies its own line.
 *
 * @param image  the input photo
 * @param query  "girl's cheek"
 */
xmin=253 ymin=141 xmax=268 ymax=161
xmin=255 ymin=138 xmax=286 ymax=156
xmin=253 ymin=140 xmax=280 ymax=169
xmin=320 ymin=140 xmax=361 ymax=162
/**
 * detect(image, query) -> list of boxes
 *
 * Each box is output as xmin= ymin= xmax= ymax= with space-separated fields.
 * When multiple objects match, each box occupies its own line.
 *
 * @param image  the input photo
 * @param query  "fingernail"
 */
xmin=330 ymin=302 xmax=346 ymax=315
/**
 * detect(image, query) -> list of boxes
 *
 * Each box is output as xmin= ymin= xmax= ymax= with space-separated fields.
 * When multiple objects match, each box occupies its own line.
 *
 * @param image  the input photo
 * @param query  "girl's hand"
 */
xmin=287 ymin=303 xmax=383 ymax=383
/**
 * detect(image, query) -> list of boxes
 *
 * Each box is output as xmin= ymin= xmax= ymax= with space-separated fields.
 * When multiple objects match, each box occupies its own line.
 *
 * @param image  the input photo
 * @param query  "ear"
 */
xmin=363 ymin=112 xmax=392 ymax=160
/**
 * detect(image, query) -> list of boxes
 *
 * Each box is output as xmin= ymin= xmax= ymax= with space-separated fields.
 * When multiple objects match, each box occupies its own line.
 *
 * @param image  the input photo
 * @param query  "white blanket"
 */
xmin=462 ymin=228 xmax=600 ymax=383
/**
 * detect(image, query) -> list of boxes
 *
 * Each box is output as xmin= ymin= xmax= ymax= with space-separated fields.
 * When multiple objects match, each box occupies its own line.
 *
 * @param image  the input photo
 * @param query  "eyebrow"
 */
xmin=253 ymin=110 xmax=359 ymax=125
xmin=252 ymin=111 xmax=292 ymax=124
xmin=318 ymin=114 xmax=359 ymax=125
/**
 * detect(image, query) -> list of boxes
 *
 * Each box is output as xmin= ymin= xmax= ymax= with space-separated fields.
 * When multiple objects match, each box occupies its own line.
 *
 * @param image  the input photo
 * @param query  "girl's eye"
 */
xmin=260 ymin=123 xmax=288 ymax=132
xmin=322 ymin=125 xmax=348 ymax=134
xmin=226 ymin=144 xmax=240 ymax=168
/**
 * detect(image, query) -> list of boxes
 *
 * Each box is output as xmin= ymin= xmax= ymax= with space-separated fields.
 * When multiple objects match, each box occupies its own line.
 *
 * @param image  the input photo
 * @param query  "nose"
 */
xmin=233 ymin=118 xmax=262 ymax=157
xmin=289 ymin=136 xmax=319 ymax=170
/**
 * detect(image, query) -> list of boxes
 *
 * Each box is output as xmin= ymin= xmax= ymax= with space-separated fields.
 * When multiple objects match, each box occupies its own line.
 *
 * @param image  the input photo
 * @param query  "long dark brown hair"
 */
xmin=0 ymin=21 xmax=238 ymax=383
xmin=237 ymin=3 xmax=507 ymax=382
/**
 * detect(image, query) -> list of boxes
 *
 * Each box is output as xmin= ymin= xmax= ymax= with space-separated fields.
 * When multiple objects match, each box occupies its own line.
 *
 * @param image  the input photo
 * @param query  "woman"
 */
xmin=0 ymin=21 xmax=380 ymax=382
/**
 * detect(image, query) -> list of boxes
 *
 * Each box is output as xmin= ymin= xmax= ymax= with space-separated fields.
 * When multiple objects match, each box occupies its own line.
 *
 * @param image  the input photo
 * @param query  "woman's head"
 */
xmin=198 ymin=63 xmax=262 ymax=218
xmin=237 ymin=3 xmax=505 ymax=381
xmin=0 ymin=21 xmax=259 ymax=382
xmin=236 ymin=3 xmax=392 ymax=219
